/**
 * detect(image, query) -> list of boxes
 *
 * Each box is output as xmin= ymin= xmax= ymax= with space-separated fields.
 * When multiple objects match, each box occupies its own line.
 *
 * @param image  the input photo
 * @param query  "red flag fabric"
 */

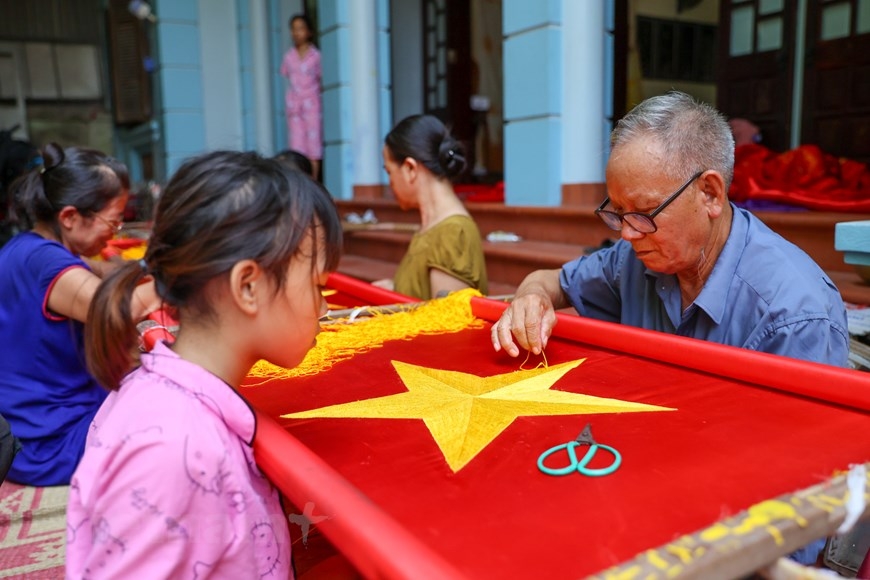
xmin=244 ymin=283 xmax=870 ymax=578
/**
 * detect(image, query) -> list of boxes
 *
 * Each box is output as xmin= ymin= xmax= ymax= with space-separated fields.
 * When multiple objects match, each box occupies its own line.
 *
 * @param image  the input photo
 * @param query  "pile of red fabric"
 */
xmin=454 ymin=181 xmax=505 ymax=203
xmin=730 ymin=143 xmax=870 ymax=212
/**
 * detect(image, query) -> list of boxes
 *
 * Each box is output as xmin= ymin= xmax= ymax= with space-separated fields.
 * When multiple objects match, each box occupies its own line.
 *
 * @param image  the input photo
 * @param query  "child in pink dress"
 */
xmin=65 ymin=153 xmax=343 ymax=578
xmin=280 ymin=14 xmax=322 ymax=180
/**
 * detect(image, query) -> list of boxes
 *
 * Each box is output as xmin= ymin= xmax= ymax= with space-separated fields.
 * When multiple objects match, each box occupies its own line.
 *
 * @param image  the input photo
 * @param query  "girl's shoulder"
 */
xmin=6 ymin=231 xmax=65 ymax=255
xmin=2 ymin=232 xmax=83 ymax=279
xmin=114 ymin=358 xmax=253 ymax=442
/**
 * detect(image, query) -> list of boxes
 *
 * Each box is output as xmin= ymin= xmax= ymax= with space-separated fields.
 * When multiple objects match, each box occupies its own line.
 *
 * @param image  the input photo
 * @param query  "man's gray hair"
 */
xmin=611 ymin=91 xmax=735 ymax=188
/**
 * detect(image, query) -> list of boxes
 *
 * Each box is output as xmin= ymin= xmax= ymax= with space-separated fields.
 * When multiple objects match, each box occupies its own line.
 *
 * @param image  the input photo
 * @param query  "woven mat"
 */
xmin=0 ymin=482 xmax=67 ymax=579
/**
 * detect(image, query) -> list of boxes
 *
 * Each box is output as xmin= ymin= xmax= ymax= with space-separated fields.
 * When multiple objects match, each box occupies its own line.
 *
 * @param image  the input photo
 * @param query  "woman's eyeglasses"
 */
xmin=92 ymin=213 xmax=124 ymax=233
xmin=595 ymin=171 xmax=705 ymax=234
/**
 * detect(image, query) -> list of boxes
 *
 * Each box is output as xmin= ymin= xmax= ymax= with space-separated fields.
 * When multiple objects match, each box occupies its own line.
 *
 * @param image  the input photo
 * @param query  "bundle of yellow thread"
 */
xmin=246 ymin=288 xmax=485 ymax=384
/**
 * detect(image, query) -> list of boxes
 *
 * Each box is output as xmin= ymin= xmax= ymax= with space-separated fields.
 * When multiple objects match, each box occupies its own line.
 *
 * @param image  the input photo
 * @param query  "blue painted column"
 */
xmin=237 ymin=0 xmax=257 ymax=150
xmin=319 ymin=0 xmax=390 ymax=200
xmin=152 ymin=0 xmax=205 ymax=176
xmin=561 ymin=0 xmax=607 ymax=205
xmin=376 ymin=0 xmax=392 ymax=179
xmin=199 ymin=0 xmax=243 ymax=151
xmin=250 ymin=0 xmax=275 ymax=153
xmin=503 ymin=1 xmax=562 ymax=206
xmin=269 ymin=0 xmax=288 ymax=151
xmin=503 ymin=0 xmax=608 ymax=206
xmin=350 ymin=0 xmax=382 ymax=196
xmin=319 ymin=0 xmax=352 ymax=199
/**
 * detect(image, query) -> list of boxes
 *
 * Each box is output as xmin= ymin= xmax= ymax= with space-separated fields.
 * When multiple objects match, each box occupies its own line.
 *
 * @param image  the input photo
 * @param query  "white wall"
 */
xmin=199 ymin=0 xmax=243 ymax=150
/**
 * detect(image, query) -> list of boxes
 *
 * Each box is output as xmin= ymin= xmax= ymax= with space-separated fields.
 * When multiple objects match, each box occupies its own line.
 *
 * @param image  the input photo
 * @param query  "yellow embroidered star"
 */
xmin=283 ymin=359 xmax=674 ymax=472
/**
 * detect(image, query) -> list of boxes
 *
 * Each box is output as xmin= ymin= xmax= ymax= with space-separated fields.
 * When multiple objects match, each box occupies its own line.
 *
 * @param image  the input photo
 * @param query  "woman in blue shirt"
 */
xmin=0 ymin=143 xmax=159 ymax=485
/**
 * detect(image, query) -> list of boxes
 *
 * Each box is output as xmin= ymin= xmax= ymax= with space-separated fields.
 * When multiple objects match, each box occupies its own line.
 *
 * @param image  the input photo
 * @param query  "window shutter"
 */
xmin=106 ymin=0 xmax=151 ymax=125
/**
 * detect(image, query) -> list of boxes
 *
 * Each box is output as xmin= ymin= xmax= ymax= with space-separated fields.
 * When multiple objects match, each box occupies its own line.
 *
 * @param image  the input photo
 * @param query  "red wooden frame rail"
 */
xmin=252 ymin=409 xmax=464 ymax=579
xmin=471 ymin=297 xmax=870 ymax=413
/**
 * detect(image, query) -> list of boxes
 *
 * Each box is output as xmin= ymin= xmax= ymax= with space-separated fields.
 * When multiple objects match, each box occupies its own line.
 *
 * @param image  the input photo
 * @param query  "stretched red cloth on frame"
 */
xmin=243 ymin=288 xmax=870 ymax=578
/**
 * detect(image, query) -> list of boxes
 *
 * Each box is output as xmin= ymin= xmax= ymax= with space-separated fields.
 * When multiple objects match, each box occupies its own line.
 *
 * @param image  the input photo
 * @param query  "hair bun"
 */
xmin=41 ymin=143 xmax=65 ymax=174
xmin=438 ymin=138 xmax=466 ymax=179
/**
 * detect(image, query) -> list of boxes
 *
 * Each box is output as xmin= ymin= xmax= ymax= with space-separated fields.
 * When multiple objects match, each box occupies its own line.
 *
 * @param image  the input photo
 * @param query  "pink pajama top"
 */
xmin=66 ymin=342 xmax=292 ymax=579
xmin=280 ymin=45 xmax=322 ymax=159
xmin=280 ymin=45 xmax=321 ymax=114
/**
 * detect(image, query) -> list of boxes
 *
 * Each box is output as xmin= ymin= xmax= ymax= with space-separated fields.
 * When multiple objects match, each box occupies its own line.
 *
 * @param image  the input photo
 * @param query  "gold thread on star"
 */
xmin=283 ymin=359 xmax=675 ymax=472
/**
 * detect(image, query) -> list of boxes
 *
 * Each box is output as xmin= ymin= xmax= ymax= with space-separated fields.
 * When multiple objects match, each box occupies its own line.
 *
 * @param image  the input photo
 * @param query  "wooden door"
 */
xmin=422 ymin=0 xmax=472 ymax=150
xmin=802 ymin=0 xmax=870 ymax=164
xmin=717 ymin=0 xmax=796 ymax=151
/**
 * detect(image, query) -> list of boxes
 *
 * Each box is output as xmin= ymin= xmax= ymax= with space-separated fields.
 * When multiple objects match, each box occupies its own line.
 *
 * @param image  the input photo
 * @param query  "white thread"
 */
xmin=836 ymin=463 xmax=867 ymax=534
xmin=348 ymin=307 xmax=365 ymax=322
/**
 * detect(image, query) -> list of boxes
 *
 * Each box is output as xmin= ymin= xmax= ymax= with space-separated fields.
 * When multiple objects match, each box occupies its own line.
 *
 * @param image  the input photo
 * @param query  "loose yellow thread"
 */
xmin=246 ymin=288 xmax=485 ymax=384
xmin=520 ymin=348 xmax=549 ymax=370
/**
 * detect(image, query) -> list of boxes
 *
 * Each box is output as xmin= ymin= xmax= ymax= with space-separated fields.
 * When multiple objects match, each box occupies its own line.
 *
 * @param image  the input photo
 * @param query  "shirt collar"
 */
xmin=138 ymin=341 xmax=257 ymax=445
xmin=691 ymin=205 xmax=744 ymax=324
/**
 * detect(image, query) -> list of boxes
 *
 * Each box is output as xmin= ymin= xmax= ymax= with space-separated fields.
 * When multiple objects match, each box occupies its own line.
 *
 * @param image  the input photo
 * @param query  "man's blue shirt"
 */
xmin=559 ymin=205 xmax=849 ymax=366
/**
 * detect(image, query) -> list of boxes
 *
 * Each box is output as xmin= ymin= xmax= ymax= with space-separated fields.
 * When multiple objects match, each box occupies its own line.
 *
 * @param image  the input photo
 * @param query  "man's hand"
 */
xmin=490 ymin=269 xmax=564 ymax=357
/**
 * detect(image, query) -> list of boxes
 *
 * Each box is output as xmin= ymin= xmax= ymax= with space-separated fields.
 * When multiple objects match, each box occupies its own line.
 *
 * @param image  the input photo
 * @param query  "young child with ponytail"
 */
xmin=66 ymin=151 xmax=342 ymax=578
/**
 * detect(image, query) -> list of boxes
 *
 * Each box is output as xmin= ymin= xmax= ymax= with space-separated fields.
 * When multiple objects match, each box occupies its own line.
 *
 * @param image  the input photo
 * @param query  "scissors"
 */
xmin=537 ymin=424 xmax=622 ymax=477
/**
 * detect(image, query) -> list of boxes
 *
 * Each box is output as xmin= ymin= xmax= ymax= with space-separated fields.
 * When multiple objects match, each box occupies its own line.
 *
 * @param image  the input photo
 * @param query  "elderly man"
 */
xmin=491 ymin=91 xmax=848 ymax=367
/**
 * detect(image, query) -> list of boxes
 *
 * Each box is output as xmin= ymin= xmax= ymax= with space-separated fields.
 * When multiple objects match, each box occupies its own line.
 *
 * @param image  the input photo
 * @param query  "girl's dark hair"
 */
xmin=274 ymin=149 xmax=313 ymax=176
xmin=384 ymin=114 xmax=467 ymax=181
xmin=10 ymin=142 xmax=129 ymax=232
xmin=86 ymin=150 xmax=343 ymax=390
xmin=289 ymin=13 xmax=313 ymax=33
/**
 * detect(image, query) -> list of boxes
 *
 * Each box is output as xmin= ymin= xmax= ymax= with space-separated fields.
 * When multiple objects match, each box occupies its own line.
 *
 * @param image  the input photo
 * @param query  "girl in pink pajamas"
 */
xmin=281 ymin=14 xmax=322 ymax=180
xmin=66 ymin=151 xmax=343 ymax=578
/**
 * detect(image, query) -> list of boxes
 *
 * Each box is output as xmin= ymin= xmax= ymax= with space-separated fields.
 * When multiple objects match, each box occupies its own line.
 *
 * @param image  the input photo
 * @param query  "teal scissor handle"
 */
xmin=537 ymin=440 xmax=622 ymax=477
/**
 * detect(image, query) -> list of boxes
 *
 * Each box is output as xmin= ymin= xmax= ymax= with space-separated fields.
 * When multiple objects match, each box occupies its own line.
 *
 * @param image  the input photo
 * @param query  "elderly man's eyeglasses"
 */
xmin=92 ymin=213 xmax=124 ymax=233
xmin=595 ymin=171 xmax=704 ymax=234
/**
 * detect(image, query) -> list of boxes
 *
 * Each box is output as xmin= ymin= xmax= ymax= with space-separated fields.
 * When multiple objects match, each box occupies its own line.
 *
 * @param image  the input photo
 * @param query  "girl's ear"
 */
xmin=229 ymin=259 xmax=264 ymax=315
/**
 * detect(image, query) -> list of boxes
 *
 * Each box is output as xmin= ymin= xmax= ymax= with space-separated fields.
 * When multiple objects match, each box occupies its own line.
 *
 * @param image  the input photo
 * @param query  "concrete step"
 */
xmin=342 ymin=229 xmax=592 ymax=287
xmin=335 ymin=199 xmax=870 ymax=272
xmin=335 ymin=200 xmax=870 ymax=305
